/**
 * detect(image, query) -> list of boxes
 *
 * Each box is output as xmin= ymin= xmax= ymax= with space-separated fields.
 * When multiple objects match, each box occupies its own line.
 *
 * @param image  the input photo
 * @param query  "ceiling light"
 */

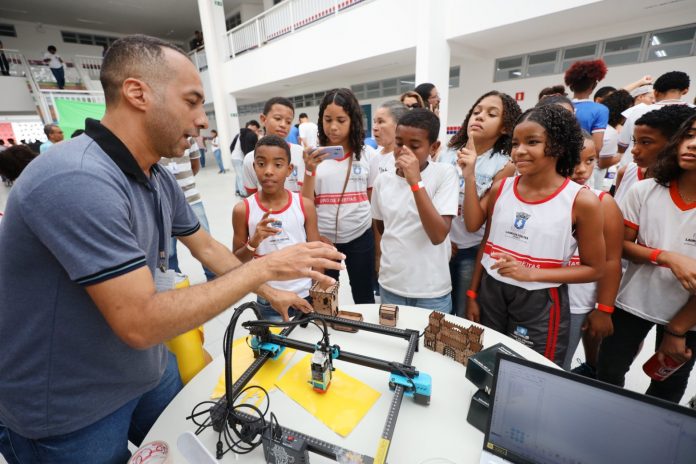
xmin=511 ymin=71 xmax=522 ymax=76
xmin=655 ymin=49 xmax=667 ymax=57
xmin=651 ymin=36 xmax=661 ymax=46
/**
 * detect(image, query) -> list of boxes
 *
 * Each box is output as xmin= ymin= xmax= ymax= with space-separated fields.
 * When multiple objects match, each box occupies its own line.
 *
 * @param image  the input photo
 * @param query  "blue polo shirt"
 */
xmin=572 ymin=98 xmax=609 ymax=134
xmin=0 ymin=119 xmax=199 ymax=439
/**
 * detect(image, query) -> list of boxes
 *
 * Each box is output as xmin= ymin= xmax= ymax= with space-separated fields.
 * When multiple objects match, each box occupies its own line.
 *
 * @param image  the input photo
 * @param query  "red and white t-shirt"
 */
xmin=313 ymin=147 xmax=375 ymax=244
xmin=618 ymin=179 xmax=696 ymax=329
xmin=244 ymin=191 xmax=311 ymax=297
xmin=481 ymin=176 xmax=582 ymax=291
xmin=568 ymin=187 xmax=606 ymax=314
xmin=613 ymin=161 xmax=644 ymax=205
xmin=242 ymin=142 xmax=305 ymax=195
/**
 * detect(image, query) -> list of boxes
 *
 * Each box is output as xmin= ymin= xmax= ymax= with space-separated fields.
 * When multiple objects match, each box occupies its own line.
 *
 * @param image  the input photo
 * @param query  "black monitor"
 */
xmin=483 ymin=353 xmax=696 ymax=464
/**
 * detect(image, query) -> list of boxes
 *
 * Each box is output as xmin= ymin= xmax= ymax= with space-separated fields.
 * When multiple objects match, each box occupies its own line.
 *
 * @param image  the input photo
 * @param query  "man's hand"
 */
xmin=259 ymin=241 xmax=344 ymax=288
xmin=583 ymin=309 xmax=613 ymax=338
xmin=395 ymin=145 xmax=422 ymax=186
xmin=264 ymin=287 xmax=314 ymax=321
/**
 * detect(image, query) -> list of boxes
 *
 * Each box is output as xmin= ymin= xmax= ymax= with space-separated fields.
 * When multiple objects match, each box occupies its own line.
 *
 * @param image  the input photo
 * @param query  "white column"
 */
xmin=197 ymin=0 xmax=239 ymax=170
xmin=414 ymin=0 xmax=450 ymax=143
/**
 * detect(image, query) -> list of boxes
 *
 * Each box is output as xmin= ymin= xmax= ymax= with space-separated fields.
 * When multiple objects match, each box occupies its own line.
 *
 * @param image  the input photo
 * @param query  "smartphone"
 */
xmin=318 ymin=146 xmax=345 ymax=160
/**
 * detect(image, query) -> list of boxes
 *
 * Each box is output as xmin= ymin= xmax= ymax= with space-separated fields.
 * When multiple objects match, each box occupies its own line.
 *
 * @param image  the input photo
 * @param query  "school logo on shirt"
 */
xmin=513 ymin=212 xmax=531 ymax=230
xmin=292 ymin=166 xmax=298 ymax=177
xmin=353 ymin=165 xmax=362 ymax=175
xmin=685 ymin=233 xmax=696 ymax=247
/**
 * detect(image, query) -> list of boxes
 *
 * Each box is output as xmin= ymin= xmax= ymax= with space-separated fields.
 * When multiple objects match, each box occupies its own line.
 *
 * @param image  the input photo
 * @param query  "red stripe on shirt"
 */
xmin=315 ymin=192 xmax=369 ymax=205
xmin=484 ymin=242 xmax=565 ymax=268
xmin=623 ymin=219 xmax=639 ymax=230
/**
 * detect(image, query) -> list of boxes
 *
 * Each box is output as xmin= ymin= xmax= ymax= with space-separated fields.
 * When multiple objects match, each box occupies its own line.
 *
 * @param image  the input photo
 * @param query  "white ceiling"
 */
xmin=0 ymin=0 xmax=262 ymax=41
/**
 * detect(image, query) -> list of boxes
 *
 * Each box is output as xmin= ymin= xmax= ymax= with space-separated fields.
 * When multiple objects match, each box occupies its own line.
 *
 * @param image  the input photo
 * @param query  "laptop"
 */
xmin=479 ymin=354 xmax=696 ymax=464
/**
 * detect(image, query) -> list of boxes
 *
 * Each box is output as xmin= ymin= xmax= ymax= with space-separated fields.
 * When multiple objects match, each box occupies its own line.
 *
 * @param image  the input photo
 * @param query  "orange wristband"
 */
xmin=595 ymin=303 xmax=614 ymax=314
xmin=649 ymin=248 xmax=662 ymax=265
xmin=466 ymin=289 xmax=478 ymax=299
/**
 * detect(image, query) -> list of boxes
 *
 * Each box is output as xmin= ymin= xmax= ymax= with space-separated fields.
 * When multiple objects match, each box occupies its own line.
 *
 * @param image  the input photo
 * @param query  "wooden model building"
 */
xmin=379 ymin=304 xmax=399 ymax=327
xmin=309 ymin=281 xmax=339 ymax=316
xmin=423 ymin=312 xmax=484 ymax=366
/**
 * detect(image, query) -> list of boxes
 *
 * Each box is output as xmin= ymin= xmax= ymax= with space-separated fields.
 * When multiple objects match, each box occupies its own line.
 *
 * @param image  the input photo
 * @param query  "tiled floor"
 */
xmin=0 ymin=155 xmax=694 ymax=460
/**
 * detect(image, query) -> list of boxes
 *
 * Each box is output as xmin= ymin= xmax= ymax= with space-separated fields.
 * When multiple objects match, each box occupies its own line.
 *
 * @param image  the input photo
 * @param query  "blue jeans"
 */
xmin=255 ymin=295 xmax=310 ymax=321
xmin=213 ymin=149 xmax=224 ymax=173
xmin=325 ymin=228 xmax=375 ymax=304
xmin=50 ymin=67 xmax=65 ymax=89
xmin=170 ymin=202 xmax=216 ymax=281
xmin=380 ymin=285 xmax=452 ymax=314
xmin=231 ymin=158 xmax=246 ymax=196
xmin=449 ymin=245 xmax=478 ymax=317
xmin=199 ymin=148 xmax=206 ymax=167
xmin=0 ymin=352 xmax=182 ymax=464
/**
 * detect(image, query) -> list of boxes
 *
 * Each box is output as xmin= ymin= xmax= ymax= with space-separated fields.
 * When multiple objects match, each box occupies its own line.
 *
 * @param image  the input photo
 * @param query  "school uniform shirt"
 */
xmin=244 ymin=191 xmax=311 ymax=297
xmin=481 ymin=177 xmax=583 ymax=291
xmin=242 ymin=143 xmax=305 ymax=194
xmin=572 ymin=99 xmax=609 ymax=136
xmin=594 ymin=125 xmax=619 ymax=191
xmin=372 ymin=162 xmax=459 ymax=298
xmin=613 ymin=161 xmax=644 ymax=205
xmin=313 ymin=147 xmax=376 ymax=244
xmin=568 ymin=188 xmax=606 ymax=314
xmin=438 ymin=147 xmax=510 ymax=249
xmin=368 ymin=147 xmax=395 ymax=185
xmin=618 ymin=179 xmax=696 ymax=330
xmin=43 ymin=52 xmax=63 ymax=69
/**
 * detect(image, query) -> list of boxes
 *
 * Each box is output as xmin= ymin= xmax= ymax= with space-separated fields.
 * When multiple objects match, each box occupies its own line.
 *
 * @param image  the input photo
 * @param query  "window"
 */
xmin=61 ymin=31 xmax=78 ymax=43
xmin=61 ymin=30 xmax=119 ymax=47
xmin=449 ymin=66 xmax=460 ymax=88
xmin=226 ymin=12 xmax=242 ymax=30
xmin=0 ymin=23 xmax=17 ymax=38
xmin=526 ymin=51 xmax=557 ymax=77
xmin=603 ymin=35 xmax=643 ymax=66
xmin=562 ymin=43 xmax=597 ymax=70
xmin=495 ymin=56 xmax=523 ymax=81
xmin=647 ymin=25 xmax=695 ymax=61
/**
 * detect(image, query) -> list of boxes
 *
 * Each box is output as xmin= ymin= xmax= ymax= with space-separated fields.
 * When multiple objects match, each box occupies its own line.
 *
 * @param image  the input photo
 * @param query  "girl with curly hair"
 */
xmin=437 ymin=91 xmax=521 ymax=316
xmin=565 ymin=59 xmax=609 ymax=155
xmin=466 ymin=105 xmax=605 ymax=364
xmin=302 ymin=88 xmax=376 ymax=304
xmin=597 ymin=113 xmax=696 ymax=403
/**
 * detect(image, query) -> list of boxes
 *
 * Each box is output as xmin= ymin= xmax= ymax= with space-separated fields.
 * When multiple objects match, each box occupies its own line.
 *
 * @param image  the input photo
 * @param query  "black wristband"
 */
xmin=663 ymin=327 xmax=687 ymax=338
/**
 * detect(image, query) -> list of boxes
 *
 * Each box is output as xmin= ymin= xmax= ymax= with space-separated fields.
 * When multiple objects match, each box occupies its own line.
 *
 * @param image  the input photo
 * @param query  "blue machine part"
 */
xmin=250 ymin=335 xmax=286 ymax=360
xmin=389 ymin=372 xmax=432 ymax=405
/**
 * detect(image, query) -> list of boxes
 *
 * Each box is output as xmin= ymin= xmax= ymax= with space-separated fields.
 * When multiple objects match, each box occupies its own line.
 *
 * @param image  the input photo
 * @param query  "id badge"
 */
xmin=154 ymin=268 xmax=177 ymax=292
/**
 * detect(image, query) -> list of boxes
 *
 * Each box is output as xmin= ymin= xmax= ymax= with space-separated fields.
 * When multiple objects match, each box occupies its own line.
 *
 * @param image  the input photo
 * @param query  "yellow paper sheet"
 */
xmin=211 ymin=333 xmax=295 ymax=402
xmin=275 ymin=354 xmax=381 ymax=437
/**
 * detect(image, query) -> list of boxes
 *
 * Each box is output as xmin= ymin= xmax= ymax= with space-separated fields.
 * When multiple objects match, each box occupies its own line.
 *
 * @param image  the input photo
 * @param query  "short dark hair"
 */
xmin=0 ymin=145 xmax=37 ymax=181
xmin=245 ymin=120 xmax=260 ymax=129
xmin=535 ymin=94 xmax=574 ymax=110
xmin=299 ymin=113 xmax=308 ymax=119
xmin=538 ymin=85 xmax=566 ymax=100
xmin=601 ymin=90 xmax=633 ymax=127
xmin=43 ymin=123 xmax=58 ymax=137
xmin=635 ymin=105 xmax=696 ymax=140
xmin=47 ymin=45 xmax=56 ymax=53
xmin=397 ymin=108 xmax=440 ymax=144
xmin=594 ymin=86 xmax=616 ymax=101
xmin=516 ymin=105 xmax=584 ymax=177
xmin=653 ymin=71 xmax=690 ymax=93
xmin=263 ymin=97 xmax=294 ymax=115
xmin=100 ymin=34 xmax=186 ymax=104
xmin=255 ymin=134 xmax=291 ymax=162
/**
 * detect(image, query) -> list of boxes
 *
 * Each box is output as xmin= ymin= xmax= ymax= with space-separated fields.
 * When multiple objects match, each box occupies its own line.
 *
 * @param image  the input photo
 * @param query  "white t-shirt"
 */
xmin=245 ymin=191 xmax=311 ymax=297
xmin=617 ymin=179 xmax=696 ymax=330
xmin=372 ymin=162 xmax=459 ymax=298
xmin=613 ymin=162 xmax=644 ymax=205
xmin=43 ymin=52 xmax=63 ymax=69
xmin=481 ymin=177 xmax=583 ymax=291
xmin=230 ymin=135 xmax=245 ymax=162
xmin=438 ymin=147 xmax=510 ymax=249
xmin=242 ymin=143 xmax=305 ymax=194
xmin=593 ymin=125 xmax=618 ymax=190
xmin=298 ymin=122 xmax=319 ymax=148
xmin=313 ymin=147 xmax=375 ymax=244
xmin=368 ymin=147 xmax=395 ymax=186
xmin=211 ymin=136 xmax=220 ymax=150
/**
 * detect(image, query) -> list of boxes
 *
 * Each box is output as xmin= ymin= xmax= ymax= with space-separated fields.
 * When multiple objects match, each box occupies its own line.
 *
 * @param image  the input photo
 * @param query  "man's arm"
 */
xmin=85 ymin=235 xmax=344 ymax=349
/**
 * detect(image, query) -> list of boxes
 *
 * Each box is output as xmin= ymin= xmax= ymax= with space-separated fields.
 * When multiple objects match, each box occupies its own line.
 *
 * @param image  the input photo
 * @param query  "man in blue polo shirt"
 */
xmin=0 ymin=35 xmax=342 ymax=463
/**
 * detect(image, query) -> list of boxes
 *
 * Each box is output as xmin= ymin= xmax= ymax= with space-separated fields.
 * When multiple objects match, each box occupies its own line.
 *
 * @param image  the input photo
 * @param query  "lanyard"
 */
xmin=148 ymin=168 xmax=167 ymax=272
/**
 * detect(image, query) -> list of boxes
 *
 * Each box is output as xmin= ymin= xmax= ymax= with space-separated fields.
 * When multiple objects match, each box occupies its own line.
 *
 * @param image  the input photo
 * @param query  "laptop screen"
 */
xmin=483 ymin=354 xmax=696 ymax=464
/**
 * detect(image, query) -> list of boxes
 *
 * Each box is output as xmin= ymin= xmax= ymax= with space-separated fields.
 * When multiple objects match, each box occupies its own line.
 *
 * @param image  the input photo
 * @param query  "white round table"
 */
xmin=143 ymin=304 xmax=557 ymax=463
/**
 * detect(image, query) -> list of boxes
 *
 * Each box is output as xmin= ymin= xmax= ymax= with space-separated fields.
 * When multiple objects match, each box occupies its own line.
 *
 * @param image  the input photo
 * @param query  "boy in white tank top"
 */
xmin=468 ymin=106 xmax=605 ymax=365
xmin=232 ymin=135 xmax=321 ymax=321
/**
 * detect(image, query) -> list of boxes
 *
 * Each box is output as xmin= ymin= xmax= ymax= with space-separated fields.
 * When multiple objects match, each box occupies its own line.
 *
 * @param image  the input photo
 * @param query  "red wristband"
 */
xmin=649 ymin=248 xmax=662 ymax=265
xmin=466 ymin=289 xmax=478 ymax=299
xmin=411 ymin=180 xmax=425 ymax=192
xmin=595 ymin=303 xmax=614 ymax=314
xmin=305 ymin=169 xmax=316 ymax=177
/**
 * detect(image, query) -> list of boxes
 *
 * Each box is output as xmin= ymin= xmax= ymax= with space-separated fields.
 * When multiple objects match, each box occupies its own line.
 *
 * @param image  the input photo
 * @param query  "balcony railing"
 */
xmin=226 ymin=0 xmax=370 ymax=59
xmin=188 ymin=46 xmax=207 ymax=72
xmin=74 ymin=55 xmax=103 ymax=81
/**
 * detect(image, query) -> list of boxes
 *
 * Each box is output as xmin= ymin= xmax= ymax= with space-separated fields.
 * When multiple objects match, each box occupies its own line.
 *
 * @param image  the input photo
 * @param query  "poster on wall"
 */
xmin=54 ymin=99 xmax=106 ymax=138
